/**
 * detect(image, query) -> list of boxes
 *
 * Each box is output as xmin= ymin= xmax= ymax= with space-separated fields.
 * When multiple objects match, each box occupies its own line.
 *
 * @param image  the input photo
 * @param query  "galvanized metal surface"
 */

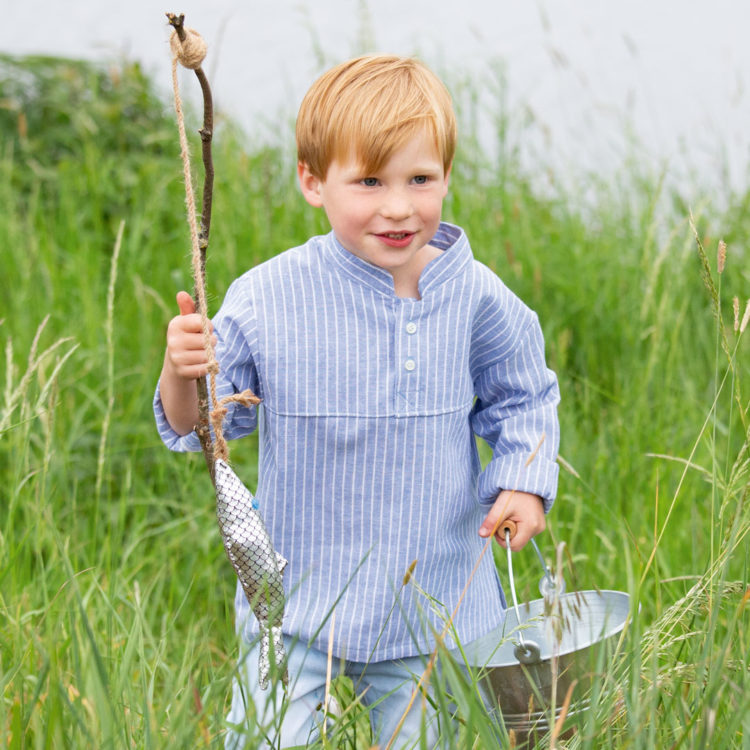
xmin=462 ymin=589 xmax=630 ymax=719
xmin=458 ymin=532 xmax=631 ymax=741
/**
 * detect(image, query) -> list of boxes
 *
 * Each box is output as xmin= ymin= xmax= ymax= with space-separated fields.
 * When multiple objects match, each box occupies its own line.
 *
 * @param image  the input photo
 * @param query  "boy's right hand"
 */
xmin=164 ymin=291 xmax=217 ymax=381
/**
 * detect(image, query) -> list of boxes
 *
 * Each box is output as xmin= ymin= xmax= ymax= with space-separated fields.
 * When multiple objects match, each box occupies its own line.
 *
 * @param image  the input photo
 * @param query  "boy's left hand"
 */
xmin=478 ymin=490 xmax=546 ymax=551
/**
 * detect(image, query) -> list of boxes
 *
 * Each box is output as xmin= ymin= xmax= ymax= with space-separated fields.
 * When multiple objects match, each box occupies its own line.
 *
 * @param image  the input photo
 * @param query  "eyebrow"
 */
xmin=409 ymin=164 xmax=444 ymax=175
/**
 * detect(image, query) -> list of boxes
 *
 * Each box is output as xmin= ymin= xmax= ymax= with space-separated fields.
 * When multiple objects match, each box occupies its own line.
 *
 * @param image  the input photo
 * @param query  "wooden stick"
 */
xmin=167 ymin=11 xmax=217 ymax=483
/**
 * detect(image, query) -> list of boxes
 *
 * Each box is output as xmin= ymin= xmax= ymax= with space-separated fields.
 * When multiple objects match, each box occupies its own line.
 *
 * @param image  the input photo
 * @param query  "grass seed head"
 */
xmin=717 ymin=239 xmax=726 ymax=273
xmin=402 ymin=559 xmax=418 ymax=586
xmin=741 ymin=299 xmax=750 ymax=333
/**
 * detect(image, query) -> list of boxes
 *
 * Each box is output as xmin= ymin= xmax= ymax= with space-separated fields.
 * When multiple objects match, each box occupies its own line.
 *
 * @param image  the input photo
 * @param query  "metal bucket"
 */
xmin=457 ymin=524 xmax=631 ymax=745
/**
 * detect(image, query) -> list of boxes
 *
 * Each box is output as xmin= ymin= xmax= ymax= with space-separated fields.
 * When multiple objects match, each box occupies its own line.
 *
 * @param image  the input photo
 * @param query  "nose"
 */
xmin=380 ymin=187 xmax=414 ymax=221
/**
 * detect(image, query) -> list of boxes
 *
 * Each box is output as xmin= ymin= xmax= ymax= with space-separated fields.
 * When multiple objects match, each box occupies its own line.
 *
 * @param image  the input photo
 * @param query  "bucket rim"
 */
xmin=457 ymin=589 xmax=632 ymax=668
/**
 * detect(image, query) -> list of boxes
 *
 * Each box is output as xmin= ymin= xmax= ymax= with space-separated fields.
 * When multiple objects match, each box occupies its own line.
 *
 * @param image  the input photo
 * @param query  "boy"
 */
xmin=155 ymin=55 xmax=559 ymax=748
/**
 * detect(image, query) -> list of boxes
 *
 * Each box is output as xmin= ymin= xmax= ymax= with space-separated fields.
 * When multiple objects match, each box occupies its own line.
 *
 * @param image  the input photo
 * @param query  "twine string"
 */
xmin=169 ymin=26 xmax=208 ymax=69
xmin=170 ymin=32 xmax=260 ymax=463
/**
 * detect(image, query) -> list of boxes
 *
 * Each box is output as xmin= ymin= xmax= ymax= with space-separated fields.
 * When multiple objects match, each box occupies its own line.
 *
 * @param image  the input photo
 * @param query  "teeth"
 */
xmin=385 ymin=233 xmax=408 ymax=239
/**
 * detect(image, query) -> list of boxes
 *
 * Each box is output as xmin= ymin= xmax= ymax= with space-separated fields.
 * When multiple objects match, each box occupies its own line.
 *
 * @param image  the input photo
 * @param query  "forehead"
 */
xmin=336 ymin=129 xmax=444 ymax=175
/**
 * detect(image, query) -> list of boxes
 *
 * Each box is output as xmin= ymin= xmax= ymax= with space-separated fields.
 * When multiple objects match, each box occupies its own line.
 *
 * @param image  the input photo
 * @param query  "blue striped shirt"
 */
xmin=154 ymin=222 xmax=560 ymax=661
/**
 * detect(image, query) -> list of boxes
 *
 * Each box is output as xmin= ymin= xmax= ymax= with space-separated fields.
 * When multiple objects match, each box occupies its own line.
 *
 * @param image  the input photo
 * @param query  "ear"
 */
xmin=297 ymin=162 xmax=324 ymax=207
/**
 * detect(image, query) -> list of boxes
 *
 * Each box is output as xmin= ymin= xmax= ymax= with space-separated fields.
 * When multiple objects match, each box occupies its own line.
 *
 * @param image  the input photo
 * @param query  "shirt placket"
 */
xmin=393 ymin=299 xmax=421 ymax=415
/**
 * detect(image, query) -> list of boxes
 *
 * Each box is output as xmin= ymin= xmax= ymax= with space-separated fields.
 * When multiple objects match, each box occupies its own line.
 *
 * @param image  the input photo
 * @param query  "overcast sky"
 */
xmin=3 ymin=0 xmax=749 ymax=195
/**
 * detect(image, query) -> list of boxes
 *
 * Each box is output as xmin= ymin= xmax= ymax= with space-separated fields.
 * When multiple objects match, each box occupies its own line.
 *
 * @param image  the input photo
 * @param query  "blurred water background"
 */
xmin=3 ymin=0 xmax=750 ymax=200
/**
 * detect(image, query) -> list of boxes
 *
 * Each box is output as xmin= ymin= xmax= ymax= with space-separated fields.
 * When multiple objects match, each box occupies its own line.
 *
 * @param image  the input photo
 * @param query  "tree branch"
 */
xmin=167 ymin=11 xmax=216 ymax=483
xmin=166 ymin=12 xmax=186 ymax=40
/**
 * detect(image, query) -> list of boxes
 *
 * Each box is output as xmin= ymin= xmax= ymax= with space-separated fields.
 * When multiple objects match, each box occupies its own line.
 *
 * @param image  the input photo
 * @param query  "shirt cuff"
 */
xmin=477 ymin=453 xmax=559 ymax=512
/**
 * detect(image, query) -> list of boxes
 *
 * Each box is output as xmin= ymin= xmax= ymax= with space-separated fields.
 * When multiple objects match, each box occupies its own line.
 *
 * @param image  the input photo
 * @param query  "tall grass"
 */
xmin=1 ymin=54 xmax=748 ymax=748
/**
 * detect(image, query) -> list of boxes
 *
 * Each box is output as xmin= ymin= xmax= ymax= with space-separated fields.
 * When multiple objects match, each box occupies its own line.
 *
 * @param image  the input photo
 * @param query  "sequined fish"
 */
xmin=214 ymin=458 xmax=288 ymax=688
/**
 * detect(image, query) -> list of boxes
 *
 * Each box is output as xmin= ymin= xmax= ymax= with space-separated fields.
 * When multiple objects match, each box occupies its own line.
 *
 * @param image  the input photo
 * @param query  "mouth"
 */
xmin=375 ymin=231 xmax=416 ymax=247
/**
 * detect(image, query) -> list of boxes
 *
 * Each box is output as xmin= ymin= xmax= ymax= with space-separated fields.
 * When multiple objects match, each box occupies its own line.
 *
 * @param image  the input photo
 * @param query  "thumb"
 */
xmin=478 ymin=491 xmax=513 ymax=539
xmin=176 ymin=291 xmax=196 ymax=316
xmin=478 ymin=504 xmax=504 ymax=538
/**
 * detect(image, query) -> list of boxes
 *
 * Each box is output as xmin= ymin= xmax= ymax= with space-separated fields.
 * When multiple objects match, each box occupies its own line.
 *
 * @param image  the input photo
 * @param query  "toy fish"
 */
xmin=214 ymin=458 xmax=288 ymax=688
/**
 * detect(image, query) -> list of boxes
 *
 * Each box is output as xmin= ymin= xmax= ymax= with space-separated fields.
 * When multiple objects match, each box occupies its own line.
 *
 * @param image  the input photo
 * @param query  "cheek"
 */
xmin=422 ymin=194 xmax=445 ymax=219
xmin=340 ymin=203 xmax=373 ymax=227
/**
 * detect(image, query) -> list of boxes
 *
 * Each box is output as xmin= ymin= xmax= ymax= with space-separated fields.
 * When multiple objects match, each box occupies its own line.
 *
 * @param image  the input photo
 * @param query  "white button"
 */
xmin=405 ymin=322 xmax=417 ymax=334
xmin=404 ymin=359 xmax=416 ymax=371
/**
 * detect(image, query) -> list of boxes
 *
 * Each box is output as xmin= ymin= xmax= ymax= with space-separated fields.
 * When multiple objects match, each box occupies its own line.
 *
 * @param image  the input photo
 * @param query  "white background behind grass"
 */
xmin=3 ymin=0 xmax=750 ymax=197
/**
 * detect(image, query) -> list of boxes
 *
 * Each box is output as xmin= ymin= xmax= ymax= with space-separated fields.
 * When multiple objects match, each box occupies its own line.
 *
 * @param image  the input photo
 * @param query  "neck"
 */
xmin=391 ymin=243 xmax=442 ymax=299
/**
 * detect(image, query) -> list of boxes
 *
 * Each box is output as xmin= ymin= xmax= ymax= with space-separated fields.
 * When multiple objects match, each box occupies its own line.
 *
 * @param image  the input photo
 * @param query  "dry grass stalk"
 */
xmin=549 ymin=679 xmax=578 ymax=748
xmin=385 ymin=436 xmax=547 ymax=749
xmin=734 ymin=297 xmax=740 ymax=332
xmin=1 ymin=318 xmax=77 ymax=435
xmin=95 ymin=220 xmax=124 ymax=501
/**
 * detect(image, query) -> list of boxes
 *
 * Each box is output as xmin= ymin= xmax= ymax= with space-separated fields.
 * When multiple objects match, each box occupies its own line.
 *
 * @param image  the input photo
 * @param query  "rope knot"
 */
xmin=210 ymin=404 xmax=229 ymax=424
xmin=170 ymin=27 xmax=207 ymax=70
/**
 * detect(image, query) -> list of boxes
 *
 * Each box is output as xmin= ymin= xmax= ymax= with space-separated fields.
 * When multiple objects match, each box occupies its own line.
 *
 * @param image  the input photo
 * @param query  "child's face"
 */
xmin=299 ymin=131 xmax=451 ymax=287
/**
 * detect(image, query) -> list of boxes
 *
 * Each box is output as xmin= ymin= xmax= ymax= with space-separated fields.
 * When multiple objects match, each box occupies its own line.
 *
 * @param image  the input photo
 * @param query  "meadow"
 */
xmin=0 ymin=54 xmax=748 ymax=748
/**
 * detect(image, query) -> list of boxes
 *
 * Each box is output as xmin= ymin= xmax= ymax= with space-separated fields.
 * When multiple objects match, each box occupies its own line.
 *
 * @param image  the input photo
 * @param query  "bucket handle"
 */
xmin=500 ymin=520 xmax=565 ymax=598
xmin=500 ymin=520 xmax=561 ymax=665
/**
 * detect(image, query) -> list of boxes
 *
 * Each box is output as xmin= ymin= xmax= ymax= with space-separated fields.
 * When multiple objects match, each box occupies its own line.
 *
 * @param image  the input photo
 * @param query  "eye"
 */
xmin=412 ymin=175 xmax=428 ymax=185
xmin=361 ymin=177 xmax=379 ymax=187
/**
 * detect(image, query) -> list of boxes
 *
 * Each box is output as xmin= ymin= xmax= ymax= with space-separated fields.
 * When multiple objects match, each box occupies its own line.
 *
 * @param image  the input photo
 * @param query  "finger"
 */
xmin=171 ymin=348 xmax=211 ymax=368
xmin=478 ymin=503 xmax=506 ymax=538
xmin=169 ymin=347 xmax=213 ymax=378
xmin=503 ymin=528 xmax=531 ymax=552
xmin=176 ymin=291 xmax=196 ymax=316
xmin=479 ymin=489 xmax=515 ymax=538
xmin=176 ymin=363 xmax=212 ymax=380
xmin=502 ymin=516 xmax=546 ymax=551
xmin=478 ymin=510 xmax=497 ymax=538
xmin=166 ymin=326 xmax=208 ymax=353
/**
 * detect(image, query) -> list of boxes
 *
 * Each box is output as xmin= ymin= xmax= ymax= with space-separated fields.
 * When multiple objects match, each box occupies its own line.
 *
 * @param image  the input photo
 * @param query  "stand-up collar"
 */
xmin=323 ymin=222 xmax=473 ymax=299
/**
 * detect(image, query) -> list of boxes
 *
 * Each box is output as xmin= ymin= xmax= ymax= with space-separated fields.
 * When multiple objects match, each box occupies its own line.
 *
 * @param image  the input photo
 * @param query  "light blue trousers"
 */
xmin=225 ymin=635 xmax=441 ymax=749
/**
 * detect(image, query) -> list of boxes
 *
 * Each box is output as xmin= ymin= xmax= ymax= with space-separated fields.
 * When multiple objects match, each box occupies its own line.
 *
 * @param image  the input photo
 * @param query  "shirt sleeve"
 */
xmin=469 ymin=282 xmax=560 ymax=511
xmin=153 ymin=277 xmax=261 ymax=452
